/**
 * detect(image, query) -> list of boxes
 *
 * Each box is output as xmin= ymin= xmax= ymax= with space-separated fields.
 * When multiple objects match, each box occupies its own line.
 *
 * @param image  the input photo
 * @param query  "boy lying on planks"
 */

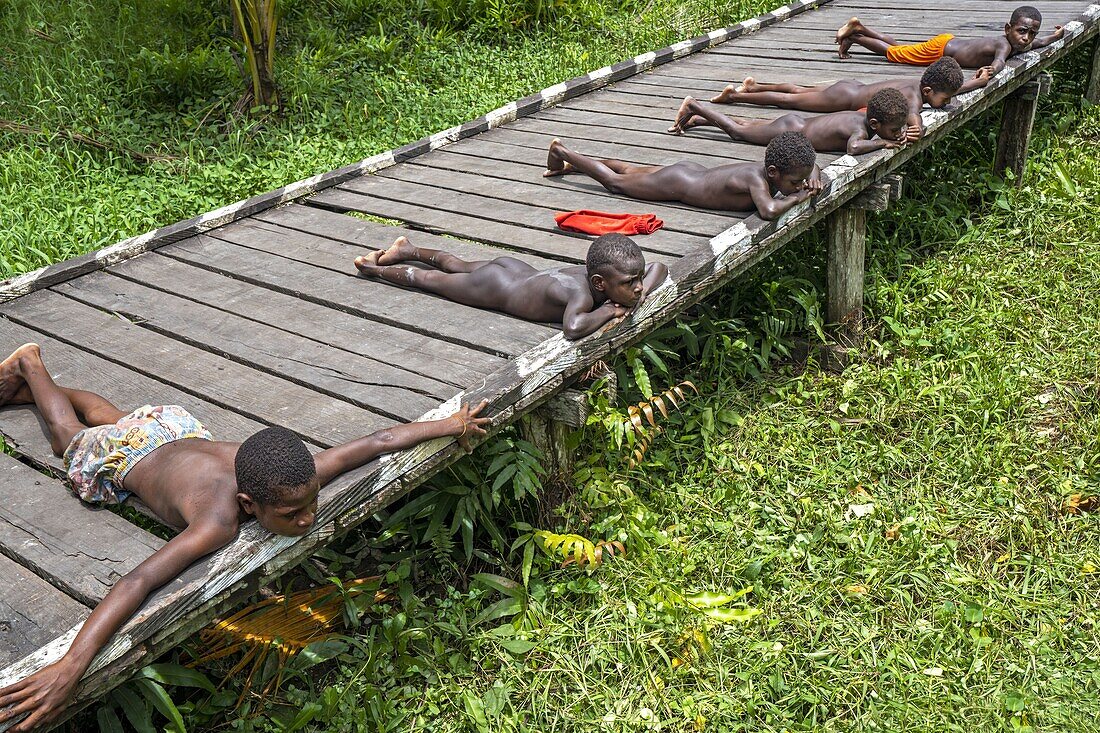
xmin=668 ymin=88 xmax=913 ymax=156
xmin=543 ymin=133 xmax=821 ymax=221
xmin=354 ymin=233 xmax=668 ymax=341
xmin=710 ymin=57 xmax=969 ymax=140
xmin=835 ymin=5 xmax=1063 ymax=72
xmin=0 ymin=343 xmax=489 ymax=731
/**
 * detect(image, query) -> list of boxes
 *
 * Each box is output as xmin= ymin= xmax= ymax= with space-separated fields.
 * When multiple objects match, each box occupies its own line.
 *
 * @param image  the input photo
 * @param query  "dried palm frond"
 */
xmin=192 ymin=576 xmax=387 ymax=702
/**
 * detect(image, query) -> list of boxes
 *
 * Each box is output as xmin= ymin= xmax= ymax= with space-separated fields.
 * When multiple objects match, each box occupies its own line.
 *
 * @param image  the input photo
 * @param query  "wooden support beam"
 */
xmin=825 ymin=175 xmax=902 ymax=346
xmin=1088 ymin=37 xmax=1100 ymax=105
xmin=519 ymin=366 xmax=617 ymax=487
xmin=994 ymin=73 xmax=1052 ymax=187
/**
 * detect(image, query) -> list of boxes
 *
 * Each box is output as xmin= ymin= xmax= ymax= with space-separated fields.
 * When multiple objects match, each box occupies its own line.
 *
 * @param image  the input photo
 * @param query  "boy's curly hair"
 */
xmin=866 ymin=88 xmax=910 ymax=128
xmin=235 ymin=426 xmax=316 ymax=506
xmin=586 ymin=233 xmax=644 ymax=278
xmin=1010 ymin=5 xmax=1041 ymax=24
xmin=764 ymin=131 xmax=817 ymax=173
xmin=921 ymin=57 xmax=964 ymax=94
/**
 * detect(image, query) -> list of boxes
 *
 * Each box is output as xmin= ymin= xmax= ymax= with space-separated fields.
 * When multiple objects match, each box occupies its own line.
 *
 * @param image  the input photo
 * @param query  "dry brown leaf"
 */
xmin=885 ymin=524 xmax=900 ymax=541
xmin=1062 ymin=494 xmax=1099 ymax=515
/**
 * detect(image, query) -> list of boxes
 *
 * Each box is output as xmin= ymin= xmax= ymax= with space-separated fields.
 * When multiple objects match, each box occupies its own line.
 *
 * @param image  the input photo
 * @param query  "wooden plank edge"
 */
xmin=4 ymin=3 xmax=1098 ymax=727
xmin=0 ymin=0 xmax=834 ymax=305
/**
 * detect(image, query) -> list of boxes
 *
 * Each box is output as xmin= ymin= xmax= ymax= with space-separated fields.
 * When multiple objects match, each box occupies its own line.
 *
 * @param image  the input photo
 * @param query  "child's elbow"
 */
xmin=562 ymin=323 xmax=587 ymax=340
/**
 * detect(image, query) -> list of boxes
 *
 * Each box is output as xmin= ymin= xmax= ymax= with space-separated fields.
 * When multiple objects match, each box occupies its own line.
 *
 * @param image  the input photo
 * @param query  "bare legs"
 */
xmin=544 ymin=139 xmax=685 ymax=201
xmin=354 ymin=236 xmax=532 ymax=310
xmin=711 ymin=76 xmax=818 ymax=104
xmin=0 ymin=344 xmax=127 ymax=455
xmin=668 ymin=97 xmax=803 ymax=144
xmin=835 ymin=17 xmax=898 ymax=59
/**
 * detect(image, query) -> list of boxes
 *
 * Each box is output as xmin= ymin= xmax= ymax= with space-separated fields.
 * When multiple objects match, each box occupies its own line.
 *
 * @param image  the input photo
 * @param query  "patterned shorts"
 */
xmin=63 ymin=405 xmax=212 ymax=505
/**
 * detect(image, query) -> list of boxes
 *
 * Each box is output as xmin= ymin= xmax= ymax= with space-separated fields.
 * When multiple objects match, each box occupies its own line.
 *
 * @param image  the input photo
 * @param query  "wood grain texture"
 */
xmin=2 ymin=290 xmax=384 ymax=447
xmin=0 ymin=552 xmax=89 ymax=668
xmin=0 ymin=452 xmax=163 ymax=606
xmin=107 ymin=252 xmax=503 ymax=389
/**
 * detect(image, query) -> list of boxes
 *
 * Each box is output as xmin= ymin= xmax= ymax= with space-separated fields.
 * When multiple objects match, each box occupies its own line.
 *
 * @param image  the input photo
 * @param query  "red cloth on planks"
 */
xmin=554 ymin=210 xmax=664 ymax=235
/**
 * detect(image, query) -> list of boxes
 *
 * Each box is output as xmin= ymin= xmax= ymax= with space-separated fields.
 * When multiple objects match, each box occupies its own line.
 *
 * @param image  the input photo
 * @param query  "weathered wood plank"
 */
xmin=1089 ymin=36 xmax=1100 ymax=103
xmin=2 ymin=2 xmax=1098 ymax=727
xmin=3 ymin=290 xmax=385 ymax=447
xmin=55 ymin=271 xmax=453 ymax=422
xmin=253 ymin=204 xmax=568 ymax=269
xmin=0 ymin=552 xmax=89 ymax=668
xmin=373 ymin=164 xmax=744 ymax=234
xmin=165 ymin=234 xmax=557 ymax=355
xmin=397 ymin=154 xmax=702 ymax=255
xmin=994 ymin=74 xmax=1049 ymax=185
xmin=439 ymin=132 xmax=741 ymax=171
xmin=0 ymin=452 xmax=163 ymax=606
xmin=501 ymin=115 xmax=752 ymax=162
xmin=331 ymin=176 xmax=721 ymax=251
xmin=826 ymin=206 xmax=867 ymax=342
xmin=108 ymin=252 xmax=502 ymax=389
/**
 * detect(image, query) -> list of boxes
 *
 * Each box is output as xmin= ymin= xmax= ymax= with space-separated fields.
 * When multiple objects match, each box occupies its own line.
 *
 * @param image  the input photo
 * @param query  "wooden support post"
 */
xmin=1088 ymin=37 xmax=1100 ymax=105
xmin=994 ymin=73 xmax=1051 ymax=187
xmin=825 ymin=175 xmax=901 ymax=349
xmin=520 ymin=367 xmax=617 ymax=489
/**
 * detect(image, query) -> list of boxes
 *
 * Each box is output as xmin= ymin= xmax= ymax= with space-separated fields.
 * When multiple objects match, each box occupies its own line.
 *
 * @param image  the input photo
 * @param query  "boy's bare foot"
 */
xmin=543 ymin=139 xmax=573 ymax=177
xmin=667 ymin=96 xmax=698 ymax=134
xmin=835 ymin=17 xmax=863 ymax=43
xmin=0 ymin=343 xmax=39 ymax=407
xmin=710 ymin=84 xmax=739 ymax=104
xmin=736 ymin=76 xmax=758 ymax=93
xmin=376 ymin=236 xmax=418 ymax=265
xmin=353 ymin=253 xmax=383 ymax=276
xmin=838 ymin=37 xmax=855 ymax=59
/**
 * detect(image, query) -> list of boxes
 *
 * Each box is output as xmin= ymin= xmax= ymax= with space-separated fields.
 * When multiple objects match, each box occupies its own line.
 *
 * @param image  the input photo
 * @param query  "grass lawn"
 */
xmin=2 ymin=1 xmax=1098 ymax=731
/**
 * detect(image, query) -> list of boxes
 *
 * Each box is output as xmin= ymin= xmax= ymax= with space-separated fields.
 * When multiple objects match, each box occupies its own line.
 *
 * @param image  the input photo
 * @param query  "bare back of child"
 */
xmin=834 ymin=6 xmax=1062 ymax=75
xmin=354 ymin=233 xmax=668 ymax=340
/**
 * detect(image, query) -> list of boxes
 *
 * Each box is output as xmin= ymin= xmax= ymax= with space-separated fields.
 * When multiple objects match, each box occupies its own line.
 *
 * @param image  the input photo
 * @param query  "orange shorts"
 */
xmin=885 ymin=34 xmax=954 ymax=65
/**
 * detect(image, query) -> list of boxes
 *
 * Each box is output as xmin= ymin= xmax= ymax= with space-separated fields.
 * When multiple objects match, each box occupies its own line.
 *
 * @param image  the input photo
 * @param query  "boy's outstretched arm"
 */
xmin=1031 ymin=26 xmax=1064 ymax=50
xmin=313 ymin=402 xmax=490 ymax=485
xmin=0 ymin=519 xmax=237 ymax=732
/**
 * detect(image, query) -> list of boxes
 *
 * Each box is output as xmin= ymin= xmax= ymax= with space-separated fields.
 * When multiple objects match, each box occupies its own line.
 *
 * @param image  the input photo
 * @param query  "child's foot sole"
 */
xmin=376 ymin=236 xmax=417 ymax=265
xmin=544 ymin=139 xmax=573 ymax=177
xmin=710 ymin=84 xmax=738 ymax=104
xmin=0 ymin=343 xmax=39 ymax=407
xmin=668 ymin=96 xmax=697 ymax=135
xmin=835 ymin=17 xmax=861 ymax=42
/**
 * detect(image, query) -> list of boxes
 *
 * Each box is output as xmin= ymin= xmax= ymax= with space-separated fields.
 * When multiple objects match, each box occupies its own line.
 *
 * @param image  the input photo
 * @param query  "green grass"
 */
xmin=6 ymin=1 xmax=1099 ymax=731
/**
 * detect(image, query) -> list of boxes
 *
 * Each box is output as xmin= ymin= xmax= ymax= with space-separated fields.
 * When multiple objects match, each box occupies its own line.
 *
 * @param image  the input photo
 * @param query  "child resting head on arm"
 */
xmin=354 ymin=233 xmax=669 ymax=340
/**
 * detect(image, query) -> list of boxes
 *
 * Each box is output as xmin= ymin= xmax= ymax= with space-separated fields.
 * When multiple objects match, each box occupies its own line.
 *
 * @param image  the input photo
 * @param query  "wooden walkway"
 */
xmin=1 ymin=0 xmax=1097 ymax=723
